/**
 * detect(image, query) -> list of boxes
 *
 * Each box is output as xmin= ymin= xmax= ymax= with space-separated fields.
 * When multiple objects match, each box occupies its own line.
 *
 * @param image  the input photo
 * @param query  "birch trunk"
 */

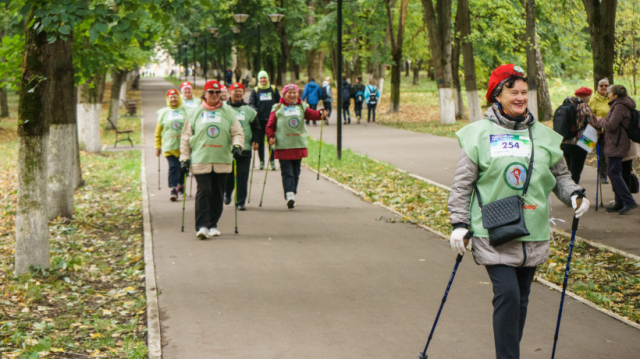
xmin=108 ymin=69 xmax=126 ymax=128
xmin=77 ymin=73 xmax=105 ymax=152
xmin=458 ymin=0 xmax=482 ymax=121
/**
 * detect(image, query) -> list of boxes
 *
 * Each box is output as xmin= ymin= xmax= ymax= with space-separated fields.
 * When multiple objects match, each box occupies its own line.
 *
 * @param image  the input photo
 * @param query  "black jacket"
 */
xmin=352 ymin=82 xmax=365 ymax=102
xmin=249 ymin=85 xmax=280 ymax=121
xmin=229 ymin=100 xmax=262 ymax=156
xmin=341 ymin=81 xmax=352 ymax=104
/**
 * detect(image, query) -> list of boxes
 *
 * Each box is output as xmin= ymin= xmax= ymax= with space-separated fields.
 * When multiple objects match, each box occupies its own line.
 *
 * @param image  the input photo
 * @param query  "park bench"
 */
xmin=106 ymin=117 xmax=134 ymax=148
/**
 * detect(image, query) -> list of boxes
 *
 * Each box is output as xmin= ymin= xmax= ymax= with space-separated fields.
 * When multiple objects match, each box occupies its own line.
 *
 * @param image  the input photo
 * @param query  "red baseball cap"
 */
xmin=180 ymin=81 xmax=193 ymax=91
xmin=574 ymin=86 xmax=593 ymax=97
xmin=166 ymin=89 xmax=179 ymax=97
xmin=486 ymin=64 xmax=526 ymax=103
xmin=229 ymin=82 xmax=245 ymax=94
xmin=203 ymin=80 xmax=222 ymax=92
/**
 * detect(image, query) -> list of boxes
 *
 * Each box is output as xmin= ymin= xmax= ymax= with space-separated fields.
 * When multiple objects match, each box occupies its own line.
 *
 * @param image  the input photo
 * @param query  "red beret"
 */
xmin=166 ymin=89 xmax=179 ymax=97
xmin=203 ymin=80 xmax=222 ymax=91
xmin=486 ymin=64 xmax=526 ymax=103
xmin=574 ymin=86 xmax=593 ymax=97
xmin=180 ymin=81 xmax=193 ymax=91
xmin=229 ymin=82 xmax=245 ymax=94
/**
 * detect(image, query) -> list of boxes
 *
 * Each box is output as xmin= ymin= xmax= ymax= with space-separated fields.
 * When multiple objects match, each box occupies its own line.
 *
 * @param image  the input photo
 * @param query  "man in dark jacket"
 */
xmin=249 ymin=70 xmax=280 ymax=170
xmin=302 ymin=78 xmax=322 ymax=125
xmin=341 ymin=76 xmax=352 ymax=125
xmin=225 ymin=68 xmax=233 ymax=87
xmin=352 ymin=76 xmax=366 ymax=124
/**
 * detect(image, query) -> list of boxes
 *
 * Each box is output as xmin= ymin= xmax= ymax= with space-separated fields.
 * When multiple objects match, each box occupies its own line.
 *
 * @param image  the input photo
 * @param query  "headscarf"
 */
xmin=258 ymin=70 xmax=270 ymax=90
xmin=166 ymin=89 xmax=182 ymax=109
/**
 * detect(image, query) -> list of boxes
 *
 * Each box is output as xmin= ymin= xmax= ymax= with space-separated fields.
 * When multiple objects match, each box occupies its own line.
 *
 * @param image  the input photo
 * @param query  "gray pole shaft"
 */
xmin=337 ymin=0 xmax=343 ymax=160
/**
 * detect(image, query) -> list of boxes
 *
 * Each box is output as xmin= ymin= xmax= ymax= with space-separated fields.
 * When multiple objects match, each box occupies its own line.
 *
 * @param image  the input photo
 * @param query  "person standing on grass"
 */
xmin=364 ymin=79 xmax=380 ymax=124
xmin=321 ymin=77 xmax=332 ymax=124
xmin=589 ymin=77 xmax=610 ymax=184
xmin=224 ymin=83 xmax=260 ymax=211
xmin=301 ymin=78 xmax=322 ymax=126
xmin=447 ymin=64 xmax=588 ymax=359
xmin=341 ymin=75 xmax=353 ymax=124
xmin=180 ymin=81 xmax=199 ymax=109
xmin=352 ymin=76 xmax=366 ymax=124
xmin=249 ymin=71 xmax=280 ymax=171
xmin=559 ymin=86 xmax=601 ymax=184
xmin=180 ymin=80 xmax=245 ymax=239
xmin=266 ymin=84 xmax=328 ymax=208
xmin=155 ymin=89 xmax=189 ymax=201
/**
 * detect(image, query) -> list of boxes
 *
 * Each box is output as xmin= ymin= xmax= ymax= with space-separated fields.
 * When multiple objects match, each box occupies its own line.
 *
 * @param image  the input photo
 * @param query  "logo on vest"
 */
xmin=503 ymin=162 xmax=528 ymax=190
xmin=171 ymin=121 xmax=182 ymax=131
xmin=206 ymin=125 xmax=220 ymax=138
xmin=288 ymin=118 xmax=300 ymax=128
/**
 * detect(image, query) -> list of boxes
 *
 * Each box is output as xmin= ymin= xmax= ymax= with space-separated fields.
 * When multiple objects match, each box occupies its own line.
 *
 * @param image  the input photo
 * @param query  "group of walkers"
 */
xmin=155 ymin=75 xmax=326 ymax=239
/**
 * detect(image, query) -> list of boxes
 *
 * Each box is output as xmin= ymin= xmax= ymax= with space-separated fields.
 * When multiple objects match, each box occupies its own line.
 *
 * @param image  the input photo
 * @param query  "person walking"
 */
xmin=341 ymin=76 xmax=353 ymax=124
xmin=180 ymin=81 xmax=199 ymax=109
xmin=597 ymin=84 xmax=638 ymax=214
xmin=352 ymin=76 xmax=366 ymax=124
xmin=302 ymin=78 xmax=322 ymax=126
xmin=447 ymin=64 xmax=589 ymax=359
xmin=364 ymin=79 xmax=380 ymax=124
xmin=559 ymin=86 xmax=601 ymax=184
xmin=265 ymin=84 xmax=328 ymax=208
xmin=234 ymin=66 xmax=242 ymax=83
xmin=225 ymin=68 xmax=233 ymax=87
xmin=589 ymin=77 xmax=610 ymax=184
xmin=180 ymin=80 xmax=245 ymax=239
xmin=224 ymin=83 xmax=260 ymax=211
xmin=155 ymin=89 xmax=189 ymax=201
xmin=249 ymin=71 xmax=280 ymax=171
xmin=321 ymin=77 xmax=332 ymax=124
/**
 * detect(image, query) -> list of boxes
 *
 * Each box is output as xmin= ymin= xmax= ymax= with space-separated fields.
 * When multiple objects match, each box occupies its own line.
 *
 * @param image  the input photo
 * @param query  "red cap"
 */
xmin=574 ymin=86 xmax=593 ymax=97
xmin=486 ymin=64 xmax=526 ymax=103
xmin=166 ymin=89 xmax=179 ymax=97
xmin=229 ymin=82 xmax=245 ymax=94
xmin=203 ymin=80 xmax=222 ymax=91
xmin=180 ymin=81 xmax=193 ymax=91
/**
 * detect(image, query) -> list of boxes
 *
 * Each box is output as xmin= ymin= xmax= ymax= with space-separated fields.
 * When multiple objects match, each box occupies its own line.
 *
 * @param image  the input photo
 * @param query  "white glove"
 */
xmin=571 ymin=195 xmax=590 ymax=218
xmin=450 ymin=228 xmax=472 ymax=256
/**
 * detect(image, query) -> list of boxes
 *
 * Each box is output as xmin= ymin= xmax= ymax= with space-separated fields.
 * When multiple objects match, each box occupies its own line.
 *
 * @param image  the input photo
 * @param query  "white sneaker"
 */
xmin=286 ymin=192 xmax=296 ymax=209
xmin=208 ymin=227 xmax=221 ymax=237
xmin=196 ymin=227 xmax=209 ymax=240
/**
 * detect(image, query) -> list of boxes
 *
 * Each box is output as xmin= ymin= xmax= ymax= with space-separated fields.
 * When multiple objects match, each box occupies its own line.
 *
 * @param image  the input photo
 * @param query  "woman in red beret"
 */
xmin=447 ymin=64 xmax=590 ymax=359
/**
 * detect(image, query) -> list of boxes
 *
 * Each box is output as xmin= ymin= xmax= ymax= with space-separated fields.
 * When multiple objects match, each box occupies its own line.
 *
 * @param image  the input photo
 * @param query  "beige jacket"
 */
xmin=179 ymin=115 xmax=245 ymax=174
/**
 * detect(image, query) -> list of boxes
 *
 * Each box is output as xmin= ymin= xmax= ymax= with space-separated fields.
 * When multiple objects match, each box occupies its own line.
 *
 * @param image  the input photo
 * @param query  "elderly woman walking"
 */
xmin=155 ymin=89 xmax=188 ymax=201
xmin=597 ymin=84 xmax=638 ymax=214
xmin=180 ymin=80 xmax=244 ymax=239
xmin=589 ymin=77 xmax=610 ymax=183
xmin=447 ymin=64 xmax=589 ymax=359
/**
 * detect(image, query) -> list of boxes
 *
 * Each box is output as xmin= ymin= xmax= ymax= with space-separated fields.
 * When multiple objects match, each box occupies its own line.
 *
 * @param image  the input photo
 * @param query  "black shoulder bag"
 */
xmin=475 ymin=126 xmax=534 ymax=247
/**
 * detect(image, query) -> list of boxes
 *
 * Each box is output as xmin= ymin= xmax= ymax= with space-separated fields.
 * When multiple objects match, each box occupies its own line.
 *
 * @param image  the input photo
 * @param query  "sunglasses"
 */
xmin=206 ymin=90 xmax=222 ymax=95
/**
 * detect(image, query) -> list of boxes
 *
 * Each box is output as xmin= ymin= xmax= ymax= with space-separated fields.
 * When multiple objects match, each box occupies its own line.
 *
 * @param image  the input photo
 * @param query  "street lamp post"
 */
xmin=337 ymin=0 xmax=343 ymax=159
xmin=233 ymin=13 xmax=284 ymax=77
xmin=177 ymin=45 xmax=182 ymax=80
xmin=206 ymin=28 xmax=219 ymax=83
xmin=182 ymin=44 xmax=189 ymax=82
xmin=193 ymin=32 xmax=200 ymax=86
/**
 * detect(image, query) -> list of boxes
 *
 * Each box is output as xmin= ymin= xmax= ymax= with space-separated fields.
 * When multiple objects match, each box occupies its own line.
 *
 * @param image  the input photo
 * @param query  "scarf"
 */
xmin=201 ymin=99 xmax=223 ymax=111
xmin=491 ymin=102 xmax=534 ymax=130
xmin=257 ymin=70 xmax=270 ymax=90
xmin=229 ymin=100 xmax=247 ymax=108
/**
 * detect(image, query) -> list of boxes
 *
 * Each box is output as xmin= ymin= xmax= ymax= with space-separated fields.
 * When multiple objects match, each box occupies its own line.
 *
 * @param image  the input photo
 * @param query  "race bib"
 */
xmin=259 ymin=92 xmax=272 ymax=101
xmin=236 ymin=111 xmax=246 ymax=121
xmin=490 ymin=134 xmax=531 ymax=158
xmin=284 ymin=106 xmax=301 ymax=117
xmin=169 ymin=111 xmax=184 ymax=120
xmin=201 ymin=111 xmax=221 ymax=123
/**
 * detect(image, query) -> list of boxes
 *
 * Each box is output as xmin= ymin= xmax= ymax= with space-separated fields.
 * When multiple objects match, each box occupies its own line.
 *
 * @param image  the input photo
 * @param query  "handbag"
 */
xmin=476 ymin=127 xmax=534 ymax=247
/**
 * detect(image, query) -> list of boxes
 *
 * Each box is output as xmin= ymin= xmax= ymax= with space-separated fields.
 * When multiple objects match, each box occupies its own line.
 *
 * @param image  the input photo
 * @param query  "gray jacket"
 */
xmin=447 ymin=107 xmax=581 ymax=267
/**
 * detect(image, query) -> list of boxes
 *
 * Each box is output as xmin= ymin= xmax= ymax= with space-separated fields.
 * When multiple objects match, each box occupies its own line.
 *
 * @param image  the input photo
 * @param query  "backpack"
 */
xmin=342 ymin=86 xmax=351 ymax=104
xmin=368 ymin=86 xmax=378 ymax=105
xmin=622 ymin=108 xmax=640 ymax=143
xmin=321 ymin=85 xmax=328 ymax=101
xmin=355 ymin=90 xmax=364 ymax=103
xmin=552 ymin=99 xmax=579 ymax=139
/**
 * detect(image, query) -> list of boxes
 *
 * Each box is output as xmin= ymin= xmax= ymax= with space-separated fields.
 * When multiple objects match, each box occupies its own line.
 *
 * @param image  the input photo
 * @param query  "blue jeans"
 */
xmin=342 ymin=104 xmax=350 ymax=123
xmin=367 ymin=103 xmax=377 ymax=122
xmin=166 ymin=155 xmax=187 ymax=188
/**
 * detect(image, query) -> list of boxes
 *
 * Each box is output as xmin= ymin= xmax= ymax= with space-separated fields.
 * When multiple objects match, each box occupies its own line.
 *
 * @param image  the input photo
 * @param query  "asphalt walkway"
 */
xmin=142 ymin=77 xmax=639 ymax=358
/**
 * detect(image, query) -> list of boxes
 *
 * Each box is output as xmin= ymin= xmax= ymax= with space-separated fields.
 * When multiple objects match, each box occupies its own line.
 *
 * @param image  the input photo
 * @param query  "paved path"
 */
xmin=307 ymin=120 xmax=640 ymax=257
xmin=141 ymin=77 xmax=639 ymax=358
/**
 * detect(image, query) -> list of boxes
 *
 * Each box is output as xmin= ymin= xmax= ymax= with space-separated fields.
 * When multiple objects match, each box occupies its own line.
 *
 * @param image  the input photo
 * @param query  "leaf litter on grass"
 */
xmin=305 ymin=138 xmax=640 ymax=324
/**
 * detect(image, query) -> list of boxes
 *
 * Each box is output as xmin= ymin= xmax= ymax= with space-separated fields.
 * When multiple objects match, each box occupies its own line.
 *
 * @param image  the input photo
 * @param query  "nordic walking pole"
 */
xmin=181 ymin=172 xmax=188 ymax=232
xmin=595 ymin=144 xmax=600 ymax=211
xmin=317 ymin=110 xmax=325 ymax=180
xmin=158 ymin=156 xmax=161 ymax=190
xmin=189 ymin=164 xmax=193 ymax=198
xmin=234 ymin=159 xmax=238 ymax=234
xmin=259 ymin=145 xmax=274 ymax=207
xmin=419 ymin=232 xmax=472 ymax=359
xmin=551 ymin=191 xmax=584 ymax=359
xmin=248 ymin=149 xmax=256 ymax=203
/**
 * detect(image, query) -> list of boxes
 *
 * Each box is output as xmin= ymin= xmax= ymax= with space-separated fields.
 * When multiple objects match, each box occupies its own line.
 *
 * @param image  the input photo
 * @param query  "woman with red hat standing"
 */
xmin=447 ymin=64 xmax=589 ymax=359
xmin=266 ymin=84 xmax=328 ymax=208
xmin=180 ymin=81 xmax=198 ymax=109
xmin=180 ymin=80 xmax=245 ymax=239
xmin=559 ymin=86 xmax=601 ymax=184
xmin=155 ymin=89 xmax=188 ymax=201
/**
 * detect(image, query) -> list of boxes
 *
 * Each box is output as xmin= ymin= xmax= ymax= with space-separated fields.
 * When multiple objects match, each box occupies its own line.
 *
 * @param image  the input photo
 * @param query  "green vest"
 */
xmin=188 ymin=104 xmax=237 ymax=164
xmin=230 ymin=104 xmax=257 ymax=151
xmin=182 ymin=97 xmax=199 ymax=109
xmin=157 ymin=107 xmax=187 ymax=153
xmin=456 ymin=119 xmax=564 ymax=242
xmin=273 ymin=102 xmax=309 ymax=150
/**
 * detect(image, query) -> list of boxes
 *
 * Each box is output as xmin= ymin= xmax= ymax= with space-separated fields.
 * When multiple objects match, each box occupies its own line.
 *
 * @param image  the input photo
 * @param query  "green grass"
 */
xmin=379 ymin=120 xmax=467 ymax=138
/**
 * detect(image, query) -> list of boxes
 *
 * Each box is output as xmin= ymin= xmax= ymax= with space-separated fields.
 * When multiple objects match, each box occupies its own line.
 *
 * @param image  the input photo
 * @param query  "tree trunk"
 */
xmin=458 ymin=0 xmax=482 ymax=122
xmin=16 ymin=9 xmax=51 ymax=275
xmin=77 ymin=72 xmax=105 ymax=153
xmin=535 ymin=47 xmax=553 ymax=121
xmin=0 ymin=85 xmax=8 ymax=118
xmin=524 ymin=0 xmax=539 ymax=119
xmin=386 ymin=0 xmax=409 ymax=113
xmin=582 ymin=0 xmax=617 ymax=89
xmin=421 ymin=0 xmax=455 ymax=124
xmin=412 ymin=60 xmax=421 ymax=85
xmin=452 ymin=13 xmax=464 ymax=119
xmin=108 ymin=69 xmax=126 ymax=128
xmin=47 ymin=33 xmax=76 ymax=220
xmin=307 ymin=0 xmax=325 ymax=82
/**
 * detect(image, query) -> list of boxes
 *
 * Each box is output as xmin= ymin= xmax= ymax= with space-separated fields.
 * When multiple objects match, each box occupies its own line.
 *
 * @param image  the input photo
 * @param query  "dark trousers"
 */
xmin=194 ymin=169 xmax=227 ymax=231
xmin=257 ymin=119 xmax=274 ymax=164
xmin=486 ymin=265 xmax=537 ymax=359
xmin=224 ymin=155 xmax=251 ymax=206
xmin=608 ymin=157 xmax=636 ymax=207
xmin=323 ymin=102 xmax=332 ymax=120
xmin=342 ymin=103 xmax=351 ymax=123
xmin=166 ymin=155 xmax=187 ymax=188
xmin=367 ymin=103 xmax=377 ymax=122
xmin=598 ymin=137 xmax=608 ymax=180
xmin=560 ymin=144 xmax=588 ymax=184
xmin=354 ymin=101 xmax=363 ymax=117
xmin=306 ymin=104 xmax=318 ymax=125
xmin=622 ymin=159 xmax=633 ymax=188
xmin=279 ymin=159 xmax=301 ymax=197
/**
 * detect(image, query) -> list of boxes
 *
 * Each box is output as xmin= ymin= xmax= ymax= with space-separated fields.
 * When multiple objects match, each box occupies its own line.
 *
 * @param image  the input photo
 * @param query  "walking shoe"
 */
xmin=286 ymin=192 xmax=296 ymax=209
xmin=208 ymin=227 xmax=221 ymax=236
xmin=270 ymin=161 xmax=276 ymax=171
xmin=606 ymin=204 xmax=623 ymax=213
xmin=259 ymin=162 xmax=265 ymax=170
xmin=602 ymin=177 xmax=609 ymax=184
xmin=196 ymin=227 xmax=209 ymax=240
xmin=348 ymin=116 xmax=351 ymax=124
xmin=177 ymin=185 xmax=185 ymax=197
xmin=313 ymin=122 xmax=317 ymax=126
xmin=237 ymin=204 xmax=247 ymax=211
xmin=619 ymin=203 xmax=638 ymax=215
xmin=170 ymin=188 xmax=178 ymax=202
xmin=305 ymin=120 xmax=310 ymax=125
xmin=224 ymin=194 xmax=231 ymax=205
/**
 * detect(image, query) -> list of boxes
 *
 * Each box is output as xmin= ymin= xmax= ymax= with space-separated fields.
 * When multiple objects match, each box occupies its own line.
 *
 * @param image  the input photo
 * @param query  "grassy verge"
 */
xmin=304 ymin=138 xmax=640 ymax=324
xmin=0 ymin=90 xmax=147 ymax=357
